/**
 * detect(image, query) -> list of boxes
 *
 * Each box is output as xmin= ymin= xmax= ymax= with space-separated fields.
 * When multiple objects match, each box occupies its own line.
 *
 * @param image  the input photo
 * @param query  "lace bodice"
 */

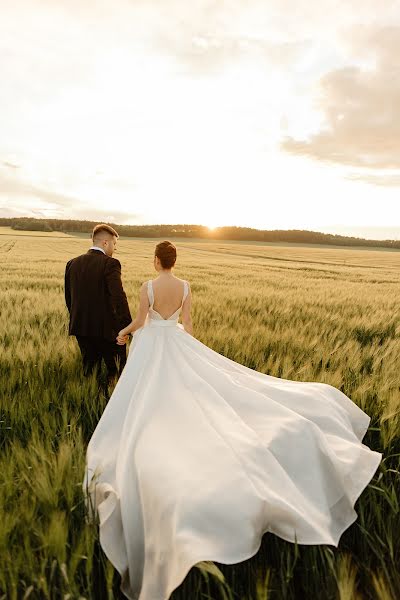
xmin=147 ymin=279 xmax=189 ymax=323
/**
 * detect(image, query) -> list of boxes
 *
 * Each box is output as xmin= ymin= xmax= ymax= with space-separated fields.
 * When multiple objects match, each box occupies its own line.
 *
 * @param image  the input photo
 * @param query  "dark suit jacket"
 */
xmin=64 ymin=249 xmax=132 ymax=342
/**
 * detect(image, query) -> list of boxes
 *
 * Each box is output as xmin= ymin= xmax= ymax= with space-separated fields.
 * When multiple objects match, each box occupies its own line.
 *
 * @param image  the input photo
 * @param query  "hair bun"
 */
xmin=155 ymin=240 xmax=177 ymax=269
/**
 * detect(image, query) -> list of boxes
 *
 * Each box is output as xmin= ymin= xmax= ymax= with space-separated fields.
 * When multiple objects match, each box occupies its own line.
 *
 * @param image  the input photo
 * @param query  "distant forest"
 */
xmin=1 ymin=216 xmax=399 ymax=249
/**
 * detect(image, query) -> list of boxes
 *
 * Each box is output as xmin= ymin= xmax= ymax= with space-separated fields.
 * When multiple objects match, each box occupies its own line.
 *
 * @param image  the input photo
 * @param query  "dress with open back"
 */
xmin=83 ymin=279 xmax=382 ymax=600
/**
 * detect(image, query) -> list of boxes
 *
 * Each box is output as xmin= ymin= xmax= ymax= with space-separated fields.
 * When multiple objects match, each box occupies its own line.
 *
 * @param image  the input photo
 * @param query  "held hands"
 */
xmin=116 ymin=331 xmax=130 ymax=345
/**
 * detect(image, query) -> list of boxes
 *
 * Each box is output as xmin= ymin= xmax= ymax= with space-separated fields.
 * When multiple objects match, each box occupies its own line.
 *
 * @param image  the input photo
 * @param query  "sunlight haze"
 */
xmin=1 ymin=0 xmax=400 ymax=239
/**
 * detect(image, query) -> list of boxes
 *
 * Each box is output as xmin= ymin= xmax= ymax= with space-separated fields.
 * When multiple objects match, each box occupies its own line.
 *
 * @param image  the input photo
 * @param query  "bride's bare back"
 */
xmin=151 ymin=275 xmax=186 ymax=320
xmin=117 ymin=241 xmax=193 ymax=339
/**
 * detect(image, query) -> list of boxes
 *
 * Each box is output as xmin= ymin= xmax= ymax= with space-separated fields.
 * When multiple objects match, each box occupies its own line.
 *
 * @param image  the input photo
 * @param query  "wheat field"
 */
xmin=0 ymin=229 xmax=399 ymax=600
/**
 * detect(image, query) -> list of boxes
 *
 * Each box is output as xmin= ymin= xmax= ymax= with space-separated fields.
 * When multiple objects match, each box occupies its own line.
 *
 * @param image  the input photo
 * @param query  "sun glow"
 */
xmin=0 ymin=2 xmax=399 ymax=234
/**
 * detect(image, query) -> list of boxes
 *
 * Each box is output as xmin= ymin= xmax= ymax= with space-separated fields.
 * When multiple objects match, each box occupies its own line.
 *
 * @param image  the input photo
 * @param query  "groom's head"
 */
xmin=92 ymin=224 xmax=119 ymax=257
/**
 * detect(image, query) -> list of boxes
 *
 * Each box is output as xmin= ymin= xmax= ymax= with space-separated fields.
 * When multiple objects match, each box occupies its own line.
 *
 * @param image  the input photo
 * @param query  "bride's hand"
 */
xmin=116 ymin=332 xmax=129 ymax=345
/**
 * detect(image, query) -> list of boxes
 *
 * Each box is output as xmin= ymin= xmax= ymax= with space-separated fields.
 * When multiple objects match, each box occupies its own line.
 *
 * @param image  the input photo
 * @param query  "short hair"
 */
xmin=92 ymin=223 xmax=119 ymax=239
xmin=155 ymin=240 xmax=177 ymax=269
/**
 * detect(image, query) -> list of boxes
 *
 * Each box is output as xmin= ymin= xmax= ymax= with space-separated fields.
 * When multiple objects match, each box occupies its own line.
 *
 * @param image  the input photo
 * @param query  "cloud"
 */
xmin=0 ymin=173 xmax=81 ymax=207
xmin=59 ymin=206 xmax=142 ymax=224
xmin=0 ymin=171 xmax=142 ymax=223
xmin=0 ymin=164 xmax=95 ymax=209
xmin=154 ymin=31 xmax=312 ymax=75
xmin=346 ymin=173 xmax=400 ymax=187
xmin=281 ymin=25 xmax=400 ymax=169
xmin=0 ymin=203 xmax=141 ymax=224
xmin=2 ymin=161 xmax=20 ymax=169
xmin=0 ymin=206 xmax=29 ymax=218
xmin=127 ymin=0 xmax=400 ymax=74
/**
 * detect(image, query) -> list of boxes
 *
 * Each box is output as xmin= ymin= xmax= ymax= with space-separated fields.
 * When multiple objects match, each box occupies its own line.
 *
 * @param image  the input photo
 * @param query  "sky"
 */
xmin=1 ymin=0 xmax=400 ymax=239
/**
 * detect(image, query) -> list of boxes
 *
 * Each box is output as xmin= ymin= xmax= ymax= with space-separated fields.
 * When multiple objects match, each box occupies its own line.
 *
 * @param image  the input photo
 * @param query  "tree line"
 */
xmin=1 ymin=217 xmax=399 ymax=249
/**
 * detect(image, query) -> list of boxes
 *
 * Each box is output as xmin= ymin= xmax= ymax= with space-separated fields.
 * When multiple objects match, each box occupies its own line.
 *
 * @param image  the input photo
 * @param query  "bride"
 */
xmin=83 ymin=240 xmax=382 ymax=600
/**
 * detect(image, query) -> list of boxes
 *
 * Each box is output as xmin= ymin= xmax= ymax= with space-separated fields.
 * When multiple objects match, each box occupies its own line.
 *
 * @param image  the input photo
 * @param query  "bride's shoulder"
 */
xmin=175 ymin=276 xmax=190 ymax=287
xmin=177 ymin=278 xmax=191 ymax=301
xmin=140 ymin=280 xmax=151 ymax=293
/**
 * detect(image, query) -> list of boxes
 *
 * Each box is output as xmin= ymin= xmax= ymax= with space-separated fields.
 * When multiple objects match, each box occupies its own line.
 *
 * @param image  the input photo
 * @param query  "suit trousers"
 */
xmin=75 ymin=335 xmax=127 ymax=384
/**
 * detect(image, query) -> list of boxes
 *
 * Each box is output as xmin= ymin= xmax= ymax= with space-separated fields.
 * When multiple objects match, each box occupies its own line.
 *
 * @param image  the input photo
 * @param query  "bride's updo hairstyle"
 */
xmin=155 ymin=240 xmax=177 ymax=269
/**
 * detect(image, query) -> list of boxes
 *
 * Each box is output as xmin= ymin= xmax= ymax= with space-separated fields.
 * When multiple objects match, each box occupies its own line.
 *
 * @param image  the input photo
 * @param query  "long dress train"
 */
xmin=83 ymin=279 xmax=382 ymax=600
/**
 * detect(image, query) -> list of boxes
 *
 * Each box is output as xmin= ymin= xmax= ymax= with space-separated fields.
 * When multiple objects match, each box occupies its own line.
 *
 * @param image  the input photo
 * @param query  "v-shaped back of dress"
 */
xmin=147 ymin=279 xmax=188 ymax=322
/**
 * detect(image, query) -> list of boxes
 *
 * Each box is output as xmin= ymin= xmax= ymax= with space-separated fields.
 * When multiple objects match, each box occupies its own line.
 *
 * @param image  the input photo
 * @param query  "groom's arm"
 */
xmin=104 ymin=258 xmax=132 ymax=328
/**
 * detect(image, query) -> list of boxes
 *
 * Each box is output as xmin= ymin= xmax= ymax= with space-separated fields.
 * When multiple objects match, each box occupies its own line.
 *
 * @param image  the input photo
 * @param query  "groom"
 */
xmin=64 ymin=223 xmax=132 ymax=387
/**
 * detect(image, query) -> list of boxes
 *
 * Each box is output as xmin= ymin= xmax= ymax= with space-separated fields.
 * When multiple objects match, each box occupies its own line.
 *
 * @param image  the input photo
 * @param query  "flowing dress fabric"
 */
xmin=83 ymin=280 xmax=382 ymax=600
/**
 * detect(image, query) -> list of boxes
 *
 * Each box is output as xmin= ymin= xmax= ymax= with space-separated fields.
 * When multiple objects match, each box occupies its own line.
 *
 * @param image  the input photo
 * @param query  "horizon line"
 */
xmin=1 ymin=215 xmax=400 ymax=243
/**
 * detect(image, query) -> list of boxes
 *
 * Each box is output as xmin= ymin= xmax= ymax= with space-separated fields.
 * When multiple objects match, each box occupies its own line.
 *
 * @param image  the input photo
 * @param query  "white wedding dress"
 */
xmin=83 ymin=280 xmax=382 ymax=600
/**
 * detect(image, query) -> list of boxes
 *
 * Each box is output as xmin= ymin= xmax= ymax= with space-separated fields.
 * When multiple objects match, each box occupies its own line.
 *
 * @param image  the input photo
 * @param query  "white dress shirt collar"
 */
xmin=89 ymin=245 xmax=106 ymax=254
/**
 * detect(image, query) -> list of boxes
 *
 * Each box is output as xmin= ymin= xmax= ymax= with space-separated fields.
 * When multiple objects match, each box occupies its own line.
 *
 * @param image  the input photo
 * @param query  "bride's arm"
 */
xmin=181 ymin=282 xmax=193 ymax=335
xmin=116 ymin=283 xmax=149 ymax=343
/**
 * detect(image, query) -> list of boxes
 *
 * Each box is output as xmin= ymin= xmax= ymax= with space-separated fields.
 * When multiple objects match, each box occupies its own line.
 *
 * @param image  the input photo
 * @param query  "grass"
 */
xmin=0 ymin=229 xmax=399 ymax=599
